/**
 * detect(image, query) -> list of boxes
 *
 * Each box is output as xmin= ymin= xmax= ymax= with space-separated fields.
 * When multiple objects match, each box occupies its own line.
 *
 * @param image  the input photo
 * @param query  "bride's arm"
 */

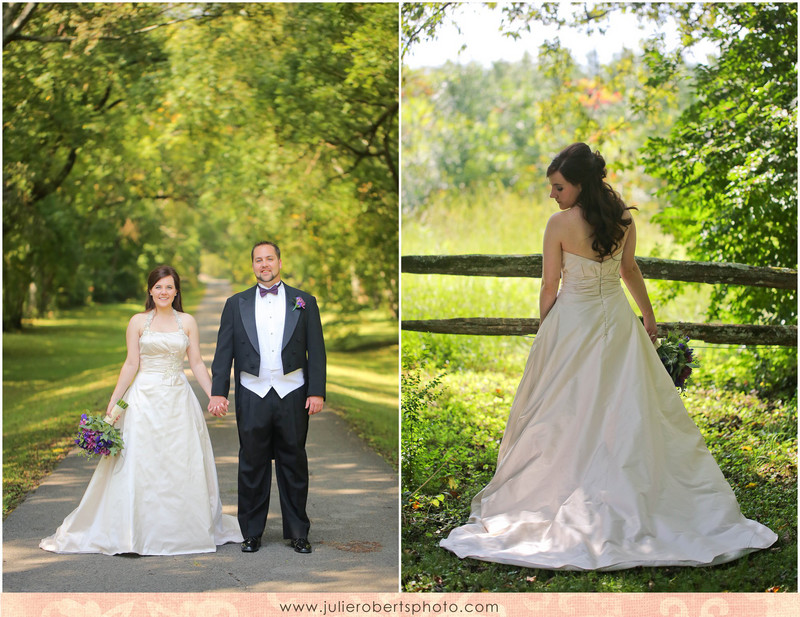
xmin=619 ymin=217 xmax=657 ymax=340
xmin=106 ymin=314 xmax=143 ymax=414
xmin=539 ymin=214 xmax=563 ymax=322
xmin=183 ymin=313 xmax=213 ymax=399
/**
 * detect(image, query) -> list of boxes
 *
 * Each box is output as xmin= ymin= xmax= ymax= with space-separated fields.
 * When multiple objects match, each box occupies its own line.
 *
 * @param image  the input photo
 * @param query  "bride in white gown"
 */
xmin=41 ymin=265 xmax=242 ymax=555
xmin=440 ymin=143 xmax=777 ymax=570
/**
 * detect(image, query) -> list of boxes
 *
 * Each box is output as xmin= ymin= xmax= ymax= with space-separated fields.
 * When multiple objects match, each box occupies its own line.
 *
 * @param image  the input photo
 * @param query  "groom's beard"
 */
xmin=256 ymin=270 xmax=280 ymax=286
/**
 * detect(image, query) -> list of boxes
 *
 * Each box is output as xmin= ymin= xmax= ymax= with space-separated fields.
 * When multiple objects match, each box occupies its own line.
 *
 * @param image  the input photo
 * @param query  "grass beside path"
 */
xmin=4 ymin=300 xmax=140 ymax=517
xmin=323 ymin=310 xmax=398 ymax=467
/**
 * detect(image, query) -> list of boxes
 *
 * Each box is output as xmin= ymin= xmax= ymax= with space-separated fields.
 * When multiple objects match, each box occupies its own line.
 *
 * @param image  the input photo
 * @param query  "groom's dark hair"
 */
xmin=251 ymin=241 xmax=281 ymax=261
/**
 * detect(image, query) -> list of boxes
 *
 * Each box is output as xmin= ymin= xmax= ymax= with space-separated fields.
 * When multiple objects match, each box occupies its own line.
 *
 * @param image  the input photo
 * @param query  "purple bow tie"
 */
xmin=259 ymin=284 xmax=280 ymax=297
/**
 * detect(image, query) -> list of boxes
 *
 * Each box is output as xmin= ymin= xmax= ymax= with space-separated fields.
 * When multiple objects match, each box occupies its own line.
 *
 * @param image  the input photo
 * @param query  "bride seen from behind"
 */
xmin=439 ymin=143 xmax=777 ymax=570
xmin=40 ymin=265 xmax=243 ymax=555
xmin=540 ymin=145 xmax=653 ymax=338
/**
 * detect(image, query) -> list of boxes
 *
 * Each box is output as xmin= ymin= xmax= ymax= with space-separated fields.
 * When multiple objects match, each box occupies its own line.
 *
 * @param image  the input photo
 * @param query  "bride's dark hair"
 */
xmin=145 ymin=265 xmax=183 ymax=312
xmin=547 ymin=143 xmax=636 ymax=259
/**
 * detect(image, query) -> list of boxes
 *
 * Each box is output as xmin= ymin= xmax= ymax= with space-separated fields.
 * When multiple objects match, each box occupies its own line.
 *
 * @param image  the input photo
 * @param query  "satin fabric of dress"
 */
xmin=40 ymin=312 xmax=242 ymax=555
xmin=440 ymin=251 xmax=777 ymax=570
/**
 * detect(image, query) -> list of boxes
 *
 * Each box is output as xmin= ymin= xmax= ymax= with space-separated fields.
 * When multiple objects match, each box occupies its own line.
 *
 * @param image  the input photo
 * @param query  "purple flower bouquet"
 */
xmin=655 ymin=331 xmax=700 ymax=393
xmin=75 ymin=412 xmax=124 ymax=458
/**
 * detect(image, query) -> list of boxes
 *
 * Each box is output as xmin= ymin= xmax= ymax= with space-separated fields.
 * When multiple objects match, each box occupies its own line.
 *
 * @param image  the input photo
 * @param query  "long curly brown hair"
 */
xmin=547 ymin=143 xmax=636 ymax=259
xmin=144 ymin=265 xmax=183 ymax=312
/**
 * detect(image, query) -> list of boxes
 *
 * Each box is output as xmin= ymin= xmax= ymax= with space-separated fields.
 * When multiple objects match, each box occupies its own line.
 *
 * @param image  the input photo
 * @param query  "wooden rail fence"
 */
xmin=401 ymin=254 xmax=798 ymax=346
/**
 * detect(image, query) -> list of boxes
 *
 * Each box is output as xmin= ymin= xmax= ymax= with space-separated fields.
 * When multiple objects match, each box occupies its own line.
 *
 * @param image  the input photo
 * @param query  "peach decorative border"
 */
xmin=1 ymin=593 xmax=798 ymax=617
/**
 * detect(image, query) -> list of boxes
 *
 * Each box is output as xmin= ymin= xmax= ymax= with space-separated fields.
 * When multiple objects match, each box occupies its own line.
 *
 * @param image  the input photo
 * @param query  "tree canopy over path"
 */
xmin=4 ymin=2 xmax=398 ymax=330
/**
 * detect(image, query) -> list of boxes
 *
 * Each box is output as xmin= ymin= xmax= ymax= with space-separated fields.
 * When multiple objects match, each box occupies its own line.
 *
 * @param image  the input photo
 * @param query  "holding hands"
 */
xmin=208 ymin=395 xmax=229 ymax=417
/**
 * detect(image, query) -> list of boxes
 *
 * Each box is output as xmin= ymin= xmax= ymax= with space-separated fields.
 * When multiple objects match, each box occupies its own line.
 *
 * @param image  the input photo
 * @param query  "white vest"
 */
xmin=240 ymin=283 xmax=305 ymax=398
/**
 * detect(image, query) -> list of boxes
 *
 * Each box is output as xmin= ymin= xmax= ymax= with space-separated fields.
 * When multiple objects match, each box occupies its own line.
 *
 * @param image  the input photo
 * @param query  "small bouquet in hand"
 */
xmin=75 ymin=412 xmax=124 ymax=459
xmin=655 ymin=331 xmax=700 ymax=392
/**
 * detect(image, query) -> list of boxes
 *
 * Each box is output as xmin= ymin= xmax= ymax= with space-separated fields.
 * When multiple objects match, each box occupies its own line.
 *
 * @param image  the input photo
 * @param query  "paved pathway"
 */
xmin=2 ymin=277 xmax=399 ymax=592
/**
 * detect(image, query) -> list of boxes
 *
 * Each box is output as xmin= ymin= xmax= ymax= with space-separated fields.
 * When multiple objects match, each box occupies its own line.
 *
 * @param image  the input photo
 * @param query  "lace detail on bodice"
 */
xmin=140 ymin=309 xmax=188 ymax=385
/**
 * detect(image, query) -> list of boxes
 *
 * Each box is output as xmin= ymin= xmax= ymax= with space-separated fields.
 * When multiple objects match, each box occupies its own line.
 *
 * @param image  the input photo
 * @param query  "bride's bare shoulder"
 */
xmin=126 ymin=311 xmax=149 ymax=336
xmin=547 ymin=208 xmax=575 ymax=227
xmin=178 ymin=311 xmax=197 ymax=330
xmin=129 ymin=311 xmax=149 ymax=324
xmin=548 ymin=207 xmax=586 ymax=232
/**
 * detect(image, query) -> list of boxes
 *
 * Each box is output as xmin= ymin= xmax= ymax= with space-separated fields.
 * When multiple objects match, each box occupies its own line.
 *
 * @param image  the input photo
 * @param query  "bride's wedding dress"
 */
xmin=40 ymin=309 xmax=243 ymax=555
xmin=440 ymin=251 xmax=777 ymax=570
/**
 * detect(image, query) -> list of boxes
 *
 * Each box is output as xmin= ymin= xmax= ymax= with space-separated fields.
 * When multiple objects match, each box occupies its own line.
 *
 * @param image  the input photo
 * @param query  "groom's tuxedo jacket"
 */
xmin=211 ymin=283 xmax=326 ymax=405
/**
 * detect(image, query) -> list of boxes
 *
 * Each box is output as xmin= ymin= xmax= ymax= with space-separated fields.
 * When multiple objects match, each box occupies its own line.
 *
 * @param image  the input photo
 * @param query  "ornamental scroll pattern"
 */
xmin=10 ymin=593 xmax=796 ymax=617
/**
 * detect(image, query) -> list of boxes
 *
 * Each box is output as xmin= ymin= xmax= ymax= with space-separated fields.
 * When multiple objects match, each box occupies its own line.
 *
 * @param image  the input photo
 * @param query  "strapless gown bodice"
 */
xmin=559 ymin=251 xmax=624 ymax=297
xmin=138 ymin=329 xmax=189 ymax=385
xmin=440 ymin=250 xmax=776 ymax=570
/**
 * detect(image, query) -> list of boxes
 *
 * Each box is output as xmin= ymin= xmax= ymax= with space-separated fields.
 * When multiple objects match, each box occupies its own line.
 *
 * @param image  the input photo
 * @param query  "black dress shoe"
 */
xmin=290 ymin=537 xmax=311 ymax=553
xmin=241 ymin=536 xmax=262 ymax=553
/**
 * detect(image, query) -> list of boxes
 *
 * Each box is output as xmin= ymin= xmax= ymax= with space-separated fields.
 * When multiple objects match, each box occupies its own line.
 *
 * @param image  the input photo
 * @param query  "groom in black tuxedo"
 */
xmin=208 ymin=241 xmax=326 ymax=554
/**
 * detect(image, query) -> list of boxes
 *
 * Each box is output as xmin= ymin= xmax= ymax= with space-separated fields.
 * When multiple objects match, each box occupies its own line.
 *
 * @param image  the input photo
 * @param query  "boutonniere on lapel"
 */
xmin=292 ymin=296 xmax=306 ymax=311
